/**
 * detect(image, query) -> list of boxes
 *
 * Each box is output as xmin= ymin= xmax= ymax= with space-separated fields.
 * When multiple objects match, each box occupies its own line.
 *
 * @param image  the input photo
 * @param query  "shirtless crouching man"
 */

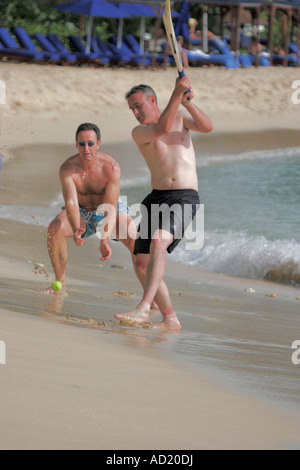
xmin=115 ymin=77 xmax=213 ymax=330
xmin=43 ymin=122 xmax=138 ymax=295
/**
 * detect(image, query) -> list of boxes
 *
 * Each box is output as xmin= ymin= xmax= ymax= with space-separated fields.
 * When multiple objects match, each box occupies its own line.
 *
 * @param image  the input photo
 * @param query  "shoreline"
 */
xmin=2 ymin=127 xmax=300 ymax=289
xmin=2 ymin=126 xmax=300 ymax=202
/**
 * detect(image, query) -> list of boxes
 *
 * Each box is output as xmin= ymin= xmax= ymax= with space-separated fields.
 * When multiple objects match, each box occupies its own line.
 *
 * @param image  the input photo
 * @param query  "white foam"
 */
xmin=0 ymin=205 xmax=57 ymax=228
xmin=196 ymin=146 xmax=300 ymax=168
xmin=174 ymin=230 xmax=300 ymax=285
xmin=49 ymin=193 xmax=64 ymax=208
xmin=121 ymin=175 xmax=150 ymax=189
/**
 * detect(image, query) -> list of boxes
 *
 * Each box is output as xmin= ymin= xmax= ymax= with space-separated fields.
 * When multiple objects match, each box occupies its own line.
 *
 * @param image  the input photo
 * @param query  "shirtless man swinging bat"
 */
xmin=115 ymin=76 xmax=213 ymax=331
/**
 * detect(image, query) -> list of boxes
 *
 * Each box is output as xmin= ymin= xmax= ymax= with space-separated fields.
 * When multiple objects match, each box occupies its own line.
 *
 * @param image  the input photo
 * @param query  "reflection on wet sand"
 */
xmin=40 ymin=291 xmax=180 ymax=351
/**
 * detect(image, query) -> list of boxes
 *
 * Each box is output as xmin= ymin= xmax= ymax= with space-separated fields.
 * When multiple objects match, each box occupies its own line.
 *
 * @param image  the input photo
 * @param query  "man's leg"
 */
xmin=136 ymin=251 xmax=181 ymax=330
xmin=42 ymin=210 xmax=86 ymax=295
xmin=115 ymin=229 xmax=181 ymax=331
xmin=115 ymin=212 xmax=158 ymax=310
xmin=115 ymin=212 xmax=139 ymax=279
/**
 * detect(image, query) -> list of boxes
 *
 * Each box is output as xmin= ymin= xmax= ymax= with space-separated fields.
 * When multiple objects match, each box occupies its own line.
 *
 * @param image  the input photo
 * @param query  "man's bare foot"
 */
xmin=152 ymin=312 xmax=181 ymax=332
xmin=115 ymin=303 xmax=150 ymax=325
xmin=40 ymin=286 xmax=68 ymax=296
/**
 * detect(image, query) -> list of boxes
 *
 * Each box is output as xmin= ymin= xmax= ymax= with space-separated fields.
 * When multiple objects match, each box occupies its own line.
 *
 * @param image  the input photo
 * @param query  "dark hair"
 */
xmin=125 ymin=84 xmax=158 ymax=104
xmin=76 ymin=123 xmax=101 ymax=141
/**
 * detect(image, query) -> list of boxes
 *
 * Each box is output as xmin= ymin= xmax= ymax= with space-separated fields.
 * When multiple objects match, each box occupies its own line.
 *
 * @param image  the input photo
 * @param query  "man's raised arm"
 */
xmin=133 ymin=77 xmax=191 ymax=145
xmin=182 ymin=100 xmax=214 ymax=134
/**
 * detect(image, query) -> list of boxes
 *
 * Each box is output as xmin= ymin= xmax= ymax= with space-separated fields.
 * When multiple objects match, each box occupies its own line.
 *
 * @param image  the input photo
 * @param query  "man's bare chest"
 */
xmin=75 ymin=174 xmax=107 ymax=196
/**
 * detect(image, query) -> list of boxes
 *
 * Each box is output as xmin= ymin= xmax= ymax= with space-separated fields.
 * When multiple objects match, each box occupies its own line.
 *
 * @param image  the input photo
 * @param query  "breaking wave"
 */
xmin=175 ymin=230 xmax=300 ymax=286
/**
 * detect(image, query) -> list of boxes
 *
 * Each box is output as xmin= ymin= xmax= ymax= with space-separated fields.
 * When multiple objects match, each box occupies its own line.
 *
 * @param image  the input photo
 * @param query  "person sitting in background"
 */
xmin=274 ymin=45 xmax=285 ymax=56
xmin=189 ymin=18 xmax=198 ymax=40
xmin=248 ymin=36 xmax=270 ymax=58
xmin=248 ymin=36 xmax=262 ymax=55
xmin=177 ymin=35 xmax=190 ymax=68
xmin=148 ymin=28 xmax=166 ymax=54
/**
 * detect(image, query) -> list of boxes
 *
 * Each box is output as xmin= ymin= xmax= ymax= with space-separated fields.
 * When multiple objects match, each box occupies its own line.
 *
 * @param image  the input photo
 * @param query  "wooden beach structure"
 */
xmin=188 ymin=0 xmax=300 ymax=67
xmin=121 ymin=0 xmax=300 ymax=66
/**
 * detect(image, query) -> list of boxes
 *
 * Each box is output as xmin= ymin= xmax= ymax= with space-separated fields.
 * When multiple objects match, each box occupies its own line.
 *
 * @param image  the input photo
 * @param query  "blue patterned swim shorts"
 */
xmin=79 ymin=199 xmax=129 ymax=239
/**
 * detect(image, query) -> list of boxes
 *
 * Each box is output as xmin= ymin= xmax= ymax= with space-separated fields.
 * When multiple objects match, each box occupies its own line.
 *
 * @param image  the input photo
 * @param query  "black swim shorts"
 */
xmin=133 ymin=189 xmax=200 ymax=255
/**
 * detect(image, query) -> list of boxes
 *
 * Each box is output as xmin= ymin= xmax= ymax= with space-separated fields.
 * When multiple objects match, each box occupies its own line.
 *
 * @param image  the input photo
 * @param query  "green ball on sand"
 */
xmin=52 ymin=281 xmax=62 ymax=292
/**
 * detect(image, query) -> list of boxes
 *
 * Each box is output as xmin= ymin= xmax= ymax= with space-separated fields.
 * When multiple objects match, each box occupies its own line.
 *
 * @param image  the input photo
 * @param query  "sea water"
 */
xmin=175 ymin=150 xmax=300 ymax=286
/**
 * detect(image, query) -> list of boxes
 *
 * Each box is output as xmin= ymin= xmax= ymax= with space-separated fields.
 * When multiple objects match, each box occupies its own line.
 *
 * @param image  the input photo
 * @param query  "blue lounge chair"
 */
xmin=96 ymin=37 xmax=115 ymax=60
xmin=167 ymin=36 xmax=237 ymax=69
xmin=95 ymin=37 xmax=125 ymax=65
xmin=271 ymin=43 xmax=299 ymax=66
xmin=238 ymin=54 xmax=253 ymax=68
xmin=48 ymin=33 xmax=100 ymax=65
xmin=187 ymin=50 xmax=237 ymax=68
xmin=34 ymin=33 xmax=76 ymax=64
xmin=190 ymin=38 xmax=201 ymax=47
xmin=272 ymin=54 xmax=298 ymax=67
xmin=209 ymin=37 xmax=232 ymax=55
xmin=0 ymin=27 xmax=41 ymax=61
xmin=108 ymin=35 xmax=145 ymax=65
xmin=85 ymin=36 xmax=112 ymax=63
xmin=0 ymin=40 xmax=36 ymax=61
xmin=47 ymin=34 xmax=88 ymax=64
xmin=86 ymin=36 xmax=123 ymax=65
xmin=198 ymin=37 xmax=237 ymax=69
xmin=68 ymin=35 xmax=109 ymax=65
xmin=249 ymin=54 xmax=270 ymax=67
xmin=288 ymin=43 xmax=300 ymax=66
xmin=185 ymin=38 xmax=237 ymax=69
xmin=123 ymin=34 xmax=152 ymax=66
xmin=109 ymin=34 xmax=158 ymax=66
xmin=13 ymin=27 xmax=61 ymax=63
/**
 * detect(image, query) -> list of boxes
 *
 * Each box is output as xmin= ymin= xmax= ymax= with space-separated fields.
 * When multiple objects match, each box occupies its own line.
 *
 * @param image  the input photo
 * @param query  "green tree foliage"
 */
xmin=1 ymin=0 xmax=291 ymax=50
xmin=0 ymin=0 xmax=153 ymax=43
xmin=0 ymin=0 xmax=79 ymax=39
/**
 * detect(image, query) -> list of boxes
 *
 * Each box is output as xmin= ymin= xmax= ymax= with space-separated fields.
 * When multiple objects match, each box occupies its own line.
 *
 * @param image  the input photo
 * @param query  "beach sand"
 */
xmin=0 ymin=63 xmax=300 ymax=450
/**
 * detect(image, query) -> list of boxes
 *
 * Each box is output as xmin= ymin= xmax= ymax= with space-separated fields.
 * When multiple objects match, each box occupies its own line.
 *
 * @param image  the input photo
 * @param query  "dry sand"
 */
xmin=0 ymin=63 xmax=300 ymax=450
xmin=1 ymin=302 xmax=300 ymax=451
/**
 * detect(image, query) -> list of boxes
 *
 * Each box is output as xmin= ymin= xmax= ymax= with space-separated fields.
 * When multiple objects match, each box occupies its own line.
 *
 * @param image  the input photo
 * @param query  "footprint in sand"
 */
xmin=114 ymin=291 xmax=136 ymax=298
xmin=34 ymin=263 xmax=49 ymax=279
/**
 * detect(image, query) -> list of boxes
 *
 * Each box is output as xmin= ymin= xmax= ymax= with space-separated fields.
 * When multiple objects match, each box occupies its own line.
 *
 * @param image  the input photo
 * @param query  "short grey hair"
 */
xmin=125 ymin=84 xmax=158 ymax=104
